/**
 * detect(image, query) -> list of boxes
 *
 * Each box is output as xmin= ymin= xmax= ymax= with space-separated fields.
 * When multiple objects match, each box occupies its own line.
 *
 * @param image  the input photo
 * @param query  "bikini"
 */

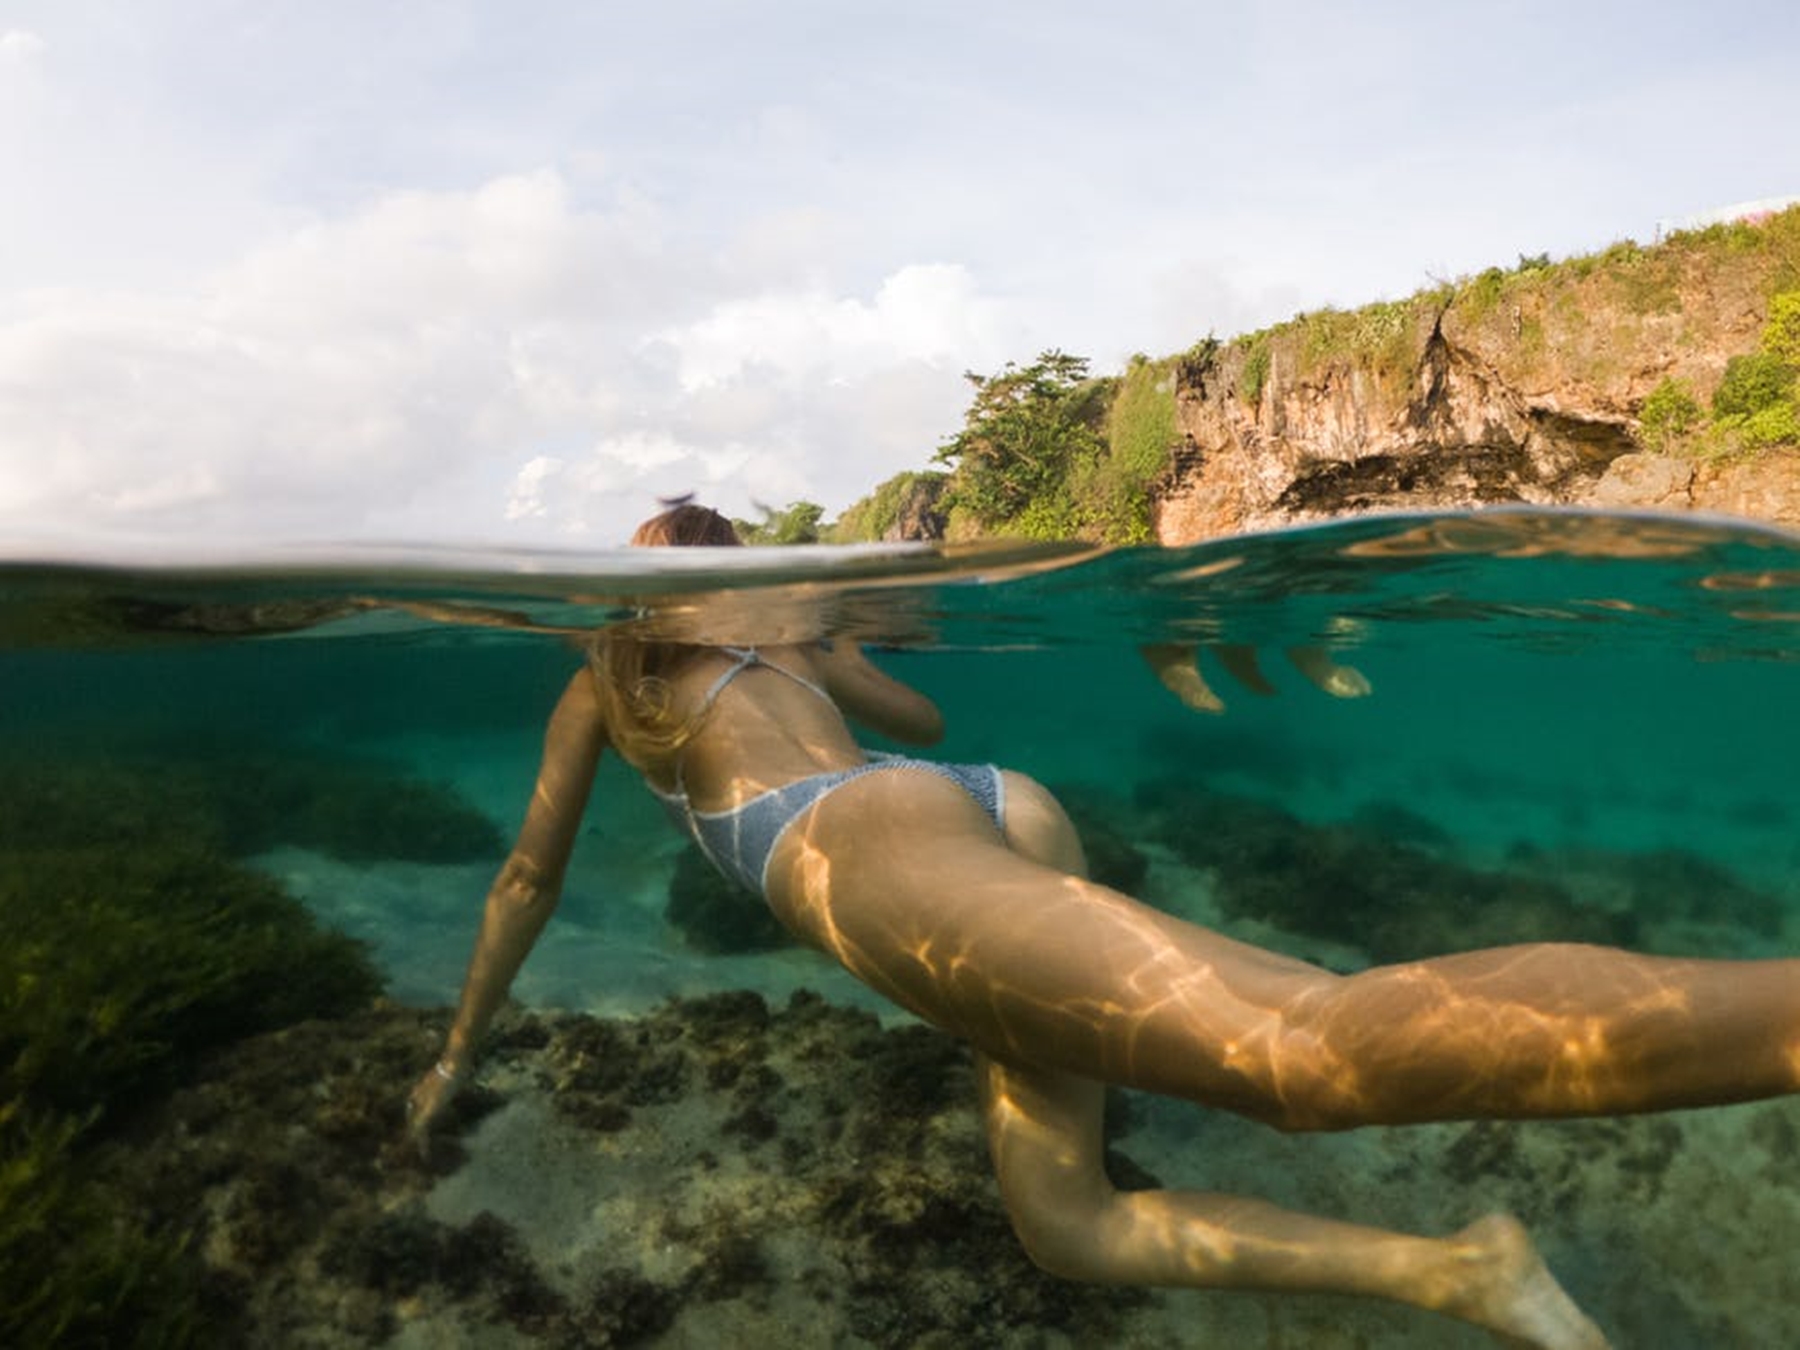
xmin=647 ymin=647 xmax=1007 ymax=898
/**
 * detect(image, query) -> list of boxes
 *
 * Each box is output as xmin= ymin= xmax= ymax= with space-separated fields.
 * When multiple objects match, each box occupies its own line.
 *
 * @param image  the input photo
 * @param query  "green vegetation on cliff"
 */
xmin=832 ymin=349 xmax=1186 ymax=544
xmin=827 ymin=469 xmax=949 ymax=542
xmin=930 ymin=350 xmax=1110 ymax=539
xmin=734 ymin=500 xmax=826 ymax=545
xmin=826 ymin=203 xmax=1800 ymax=543
xmin=1640 ymin=287 xmax=1800 ymax=455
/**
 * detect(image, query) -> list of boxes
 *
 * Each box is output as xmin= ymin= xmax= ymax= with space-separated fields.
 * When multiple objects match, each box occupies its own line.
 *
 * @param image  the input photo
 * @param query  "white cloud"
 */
xmin=503 ymin=455 xmax=562 ymax=522
xmin=6 ymin=2 xmax=1796 ymax=557
xmin=0 ymin=30 xmax=45 ymax=65
xmin=0 ymin=169 xmax=1010 ymax=548
xmin=653 ymin=262 xmax=1009 ymax=393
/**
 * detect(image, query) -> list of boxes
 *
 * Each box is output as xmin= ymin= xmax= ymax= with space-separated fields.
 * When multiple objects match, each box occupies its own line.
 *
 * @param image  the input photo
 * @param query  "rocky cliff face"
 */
xmin=1151 ymin=221 xmax=1800 ymax=543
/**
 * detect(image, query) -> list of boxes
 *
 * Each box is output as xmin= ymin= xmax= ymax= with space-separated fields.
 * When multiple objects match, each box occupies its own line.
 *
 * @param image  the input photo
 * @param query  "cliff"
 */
xmin=1151 ymin=209 xmax=1800 ymax=543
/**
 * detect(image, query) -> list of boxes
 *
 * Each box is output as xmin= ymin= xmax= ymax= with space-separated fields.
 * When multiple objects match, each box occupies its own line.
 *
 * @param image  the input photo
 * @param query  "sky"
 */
xmin=2 ymin=1 xmax=1798 ymax=557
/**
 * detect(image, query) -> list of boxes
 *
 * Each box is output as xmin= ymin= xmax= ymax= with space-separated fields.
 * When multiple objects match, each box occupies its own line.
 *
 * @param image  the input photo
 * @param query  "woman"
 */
xmin=408 ymin=502 xmax=1799 ymax=1349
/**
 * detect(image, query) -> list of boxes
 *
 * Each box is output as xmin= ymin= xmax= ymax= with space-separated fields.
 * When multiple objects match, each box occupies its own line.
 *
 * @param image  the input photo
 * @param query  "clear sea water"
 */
xmin=6 ymin=505 xmax=1800 ymax=1346
xmin=7 ymin=505 xmax=1799 ymax=1001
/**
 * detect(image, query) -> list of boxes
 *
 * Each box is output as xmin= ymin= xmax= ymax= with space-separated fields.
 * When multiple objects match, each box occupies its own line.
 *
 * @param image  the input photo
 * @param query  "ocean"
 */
xmin=4 ymin=506 xmax=1798 ymax=1348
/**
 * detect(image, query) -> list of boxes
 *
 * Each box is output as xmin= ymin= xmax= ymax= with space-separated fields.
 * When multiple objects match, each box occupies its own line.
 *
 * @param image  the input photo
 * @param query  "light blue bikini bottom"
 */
xmin=670 ymin=758 xmax=1007 ymax=898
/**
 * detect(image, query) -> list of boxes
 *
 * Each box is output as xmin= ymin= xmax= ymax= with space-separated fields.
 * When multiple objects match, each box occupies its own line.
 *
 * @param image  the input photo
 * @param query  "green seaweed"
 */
xmin=2 ymin=844 xmax=381 ymax=1118
xmin=0 ymin=746 xmax=506 ymax=865
xmin=0 ymin=1107 xmax=204 ymax=1350
xmin=0 ymin=758 xmax=385 ymax=1347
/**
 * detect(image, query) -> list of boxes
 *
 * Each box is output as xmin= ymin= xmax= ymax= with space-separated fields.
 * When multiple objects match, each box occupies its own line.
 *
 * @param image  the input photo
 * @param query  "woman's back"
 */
xmin=636 ymin=642 xmax=876 ymax=810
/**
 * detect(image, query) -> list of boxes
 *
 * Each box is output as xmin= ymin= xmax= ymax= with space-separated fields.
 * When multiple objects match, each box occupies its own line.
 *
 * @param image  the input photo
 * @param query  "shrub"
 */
xmin=1008 ymin=487 xmax=1084 ymax=541
xmin=829 ymin=471 xmax=948 ymax=542
xmin=1461 ymin=266 xmax=1509 ymax=320
xmin=1089 ymin=358 xmax=1181 ymax=543
xmin=1761 ymin=290 xmax=1800 ymax=366
xmin=733 ymin=500 xmax=825 ymax=545
xmin=1176 ymin=335 xmax=1220 ymax=384
xmin=1638 ymin=377 xmax=1703 ymax=451
xmin=1240 ymin=335 xmax=1271 ymax=406
xmin=1713 ymin=351 xmax=1796 ymax=418
xmin=1740 ymin=398 xmax=1800 ymax=447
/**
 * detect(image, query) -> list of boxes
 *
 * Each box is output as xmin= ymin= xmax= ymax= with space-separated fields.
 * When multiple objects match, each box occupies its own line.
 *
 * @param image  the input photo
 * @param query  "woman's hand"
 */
xmin=405 ymin=1058 xmax=466 ymax=1158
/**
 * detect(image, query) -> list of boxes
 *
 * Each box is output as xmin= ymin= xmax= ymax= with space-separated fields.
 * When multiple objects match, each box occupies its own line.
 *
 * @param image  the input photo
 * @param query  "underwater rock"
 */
xmin=184 ymin=747 xmax=507 ymax=863
xmin=664 ymin=845 xmax=793 ymax=953
xmin=1135 ymin=777 xmax=1643 ymax=963
xmin=1049 ymin=784 xmax=1150 ymax=893
xmin=60 ymin=986 xmax=1800 ymax=1348
xmin=0 ymin=839 xmax=382 ymax=1120
xmin=1510 ymin=844 xmax=1787 ymax=947
xmin=0 ymin=749 xmax=505 ymax=864
xmin=81 ymin=994 xmax=1150 ymax=1348
xmin=0 ymin=761 xmax=391 ymax=1350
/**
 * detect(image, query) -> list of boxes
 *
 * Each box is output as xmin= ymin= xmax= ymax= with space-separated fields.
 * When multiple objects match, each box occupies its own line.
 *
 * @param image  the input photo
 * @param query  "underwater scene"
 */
xmin=4 ymin=506 xmax=1799 ymax=1349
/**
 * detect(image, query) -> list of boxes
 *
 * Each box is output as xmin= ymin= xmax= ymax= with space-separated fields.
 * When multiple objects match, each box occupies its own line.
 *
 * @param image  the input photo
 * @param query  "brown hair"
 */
xmin=590 ymin=502 xmax=743 ymax=766
xmin=628 ymin=502 xmax=742 ymax=548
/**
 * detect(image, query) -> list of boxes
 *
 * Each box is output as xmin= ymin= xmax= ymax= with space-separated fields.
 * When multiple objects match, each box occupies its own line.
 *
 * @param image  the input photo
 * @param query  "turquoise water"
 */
xmin=9 ymin=508 xmax=1795 ymax=954
xmin=6 ymin=506 xmax=1800 ymax=1347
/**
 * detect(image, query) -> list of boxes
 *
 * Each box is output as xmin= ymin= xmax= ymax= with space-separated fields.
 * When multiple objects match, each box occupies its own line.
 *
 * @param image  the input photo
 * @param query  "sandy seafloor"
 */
xmin=201 ymin=671 xmax=1800 ymax=1350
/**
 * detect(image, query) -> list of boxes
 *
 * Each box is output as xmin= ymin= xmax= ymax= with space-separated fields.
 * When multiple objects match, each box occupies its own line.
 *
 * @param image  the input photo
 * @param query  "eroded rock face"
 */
xmin=881 ymin=473 xmax=950 ymax=541
xmin=1151 ymin=252 xmax=1800 ymax=542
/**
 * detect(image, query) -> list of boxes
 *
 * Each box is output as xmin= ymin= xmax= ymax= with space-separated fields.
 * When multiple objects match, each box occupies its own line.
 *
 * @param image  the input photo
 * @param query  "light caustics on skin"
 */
xmin=975 ymin=1047 xmax=1609 ymax=1348
xmin=772 ymin=782 xmax=1799 ymax=1135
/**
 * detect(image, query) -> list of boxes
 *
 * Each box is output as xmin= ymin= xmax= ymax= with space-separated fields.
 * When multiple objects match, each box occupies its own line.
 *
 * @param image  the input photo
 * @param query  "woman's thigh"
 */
xmin=766 ymin=768 xmax=1336 ymax=1116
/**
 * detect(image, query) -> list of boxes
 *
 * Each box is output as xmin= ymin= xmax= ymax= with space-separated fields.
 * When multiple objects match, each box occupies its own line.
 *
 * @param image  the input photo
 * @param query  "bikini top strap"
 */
xmin=695 ymin=646 xmax=761 ymax=714
xmin=700 ymin=645 xmax=834 ymax=708
xmin=668 ymin=645 xmax=836 ymax=799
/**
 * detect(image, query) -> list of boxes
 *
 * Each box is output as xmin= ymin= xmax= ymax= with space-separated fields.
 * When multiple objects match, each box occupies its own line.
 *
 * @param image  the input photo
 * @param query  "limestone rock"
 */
xmin=1150 ymin=231 xmax=1800 ymax=542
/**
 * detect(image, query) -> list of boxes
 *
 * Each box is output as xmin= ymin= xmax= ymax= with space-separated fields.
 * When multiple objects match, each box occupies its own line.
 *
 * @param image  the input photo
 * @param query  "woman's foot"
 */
xmin=1441 ymin=1214 xmax=1610 ymax=1350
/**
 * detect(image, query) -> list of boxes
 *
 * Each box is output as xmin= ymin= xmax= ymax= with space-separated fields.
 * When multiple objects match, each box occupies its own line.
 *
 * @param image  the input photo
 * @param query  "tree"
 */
xmin=733 ymin=500 xmax=825 ymax=545
xmin=933 ymin=350 xmax=1108 ymax=527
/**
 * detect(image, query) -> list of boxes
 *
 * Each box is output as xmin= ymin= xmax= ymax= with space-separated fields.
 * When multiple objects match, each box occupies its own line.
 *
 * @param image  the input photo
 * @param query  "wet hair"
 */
xmin=591 ymin=501 xmax=743 ymax=766
xmin=629 ymin=501 xmax=743 ymax=549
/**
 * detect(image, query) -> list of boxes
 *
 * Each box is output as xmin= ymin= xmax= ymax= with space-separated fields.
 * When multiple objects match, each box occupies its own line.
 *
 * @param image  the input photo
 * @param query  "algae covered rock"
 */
xmin=0 ymin=757 xmax=389 ymax=1350
xmin=664 ymin=844 xmax=793 ymax=953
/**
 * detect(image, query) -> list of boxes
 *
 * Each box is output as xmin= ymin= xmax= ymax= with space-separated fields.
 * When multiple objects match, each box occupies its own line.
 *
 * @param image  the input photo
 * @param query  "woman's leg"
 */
xmin=978 ymin=1055 xmax=1608 ymax=1348
xmin=980 ymin=775 xmax=1607 ymax=1347
xmin=771 ymin=771 xmax=1800 ymax=1130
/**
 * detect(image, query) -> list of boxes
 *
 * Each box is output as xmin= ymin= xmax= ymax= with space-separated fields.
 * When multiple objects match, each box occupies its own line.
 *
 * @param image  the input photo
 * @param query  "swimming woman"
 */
xmin=409 ymin=502 xmax=1800 ymax=1349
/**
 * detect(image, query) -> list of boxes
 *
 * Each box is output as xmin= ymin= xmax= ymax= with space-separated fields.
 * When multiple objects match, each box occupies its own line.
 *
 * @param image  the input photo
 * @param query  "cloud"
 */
xmin=0 ymin=168 xmax=1013 ymax=550
xmin=0 ymin=30 xmax=45 ymax=65
xmin=653 ymin=263 xmax=1008 ymax=392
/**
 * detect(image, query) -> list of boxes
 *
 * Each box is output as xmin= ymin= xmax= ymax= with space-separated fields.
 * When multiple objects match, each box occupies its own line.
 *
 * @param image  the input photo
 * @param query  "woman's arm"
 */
xmin=812 ymin=640 xmax=945 ymax=746
xmin=407 ymin=668 xmax=608 ymax=1146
